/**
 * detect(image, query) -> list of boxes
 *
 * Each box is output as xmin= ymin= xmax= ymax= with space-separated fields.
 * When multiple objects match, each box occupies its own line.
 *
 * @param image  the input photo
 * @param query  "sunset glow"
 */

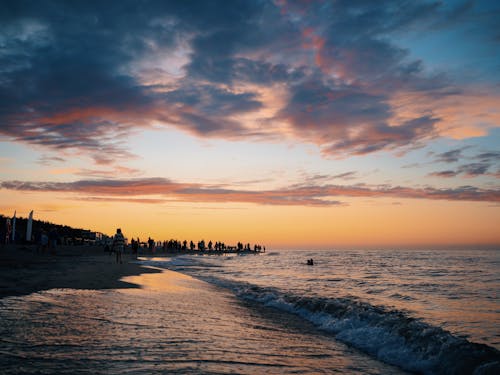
xmin=1 ymin=0 xmax=499 ymax=249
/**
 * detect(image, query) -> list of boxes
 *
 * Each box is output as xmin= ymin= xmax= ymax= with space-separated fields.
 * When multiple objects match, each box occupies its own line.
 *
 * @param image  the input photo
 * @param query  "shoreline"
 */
xmin=0 ymin=248 xmax=407 ymax=375
xmin=0 ymin=244 xmax=161 ymax=298
xmin=0 ymin=242 xmax=262 ymax=299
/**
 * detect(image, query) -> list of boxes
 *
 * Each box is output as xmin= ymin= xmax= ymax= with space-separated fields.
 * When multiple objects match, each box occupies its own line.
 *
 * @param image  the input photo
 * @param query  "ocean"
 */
xmin=1 ymin=249 xmax=499 ymax=374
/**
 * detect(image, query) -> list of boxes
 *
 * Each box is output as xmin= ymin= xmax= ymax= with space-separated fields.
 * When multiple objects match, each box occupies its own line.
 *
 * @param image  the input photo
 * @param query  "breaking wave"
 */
xmin=202 ymin=277 xmax=500 ymax=375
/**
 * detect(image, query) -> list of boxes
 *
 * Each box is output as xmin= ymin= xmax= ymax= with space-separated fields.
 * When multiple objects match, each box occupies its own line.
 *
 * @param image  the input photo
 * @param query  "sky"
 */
xmin=0 ymin=0 xmax=499 ymax=249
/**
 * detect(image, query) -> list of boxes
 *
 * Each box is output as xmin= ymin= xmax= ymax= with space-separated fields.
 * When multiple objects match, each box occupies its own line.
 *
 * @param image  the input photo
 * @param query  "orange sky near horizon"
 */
xmin=2 ymin=190 xmax=499 ymax=250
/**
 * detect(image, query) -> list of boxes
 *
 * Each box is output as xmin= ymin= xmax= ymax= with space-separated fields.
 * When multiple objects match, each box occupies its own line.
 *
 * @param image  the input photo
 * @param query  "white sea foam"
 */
xmin=229 ymin=283 xmax=500 ymax=375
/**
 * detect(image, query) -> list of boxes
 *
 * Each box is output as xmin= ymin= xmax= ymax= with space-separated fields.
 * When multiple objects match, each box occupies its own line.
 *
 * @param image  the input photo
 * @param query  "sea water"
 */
xmin=0 ymin=249 xmax=499 ymax=374
xmin=0 ymin=266 xmax=406 ymax=374
xmin=148 ymin=248 xmax=500 ymax=374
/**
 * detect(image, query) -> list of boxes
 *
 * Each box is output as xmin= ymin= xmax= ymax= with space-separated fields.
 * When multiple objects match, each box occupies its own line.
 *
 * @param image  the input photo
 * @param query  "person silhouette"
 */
xmin=131 ymin=238 xmax=139 ymax=259
xmin=113 ymin=228 xmax=125 ymax=264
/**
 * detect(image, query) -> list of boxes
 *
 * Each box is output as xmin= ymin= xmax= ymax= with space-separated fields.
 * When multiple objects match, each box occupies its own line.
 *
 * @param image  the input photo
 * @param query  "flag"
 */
xmin=11 ymin=210 xmax=16 ymax=243
xmin=26 ymin=210 xmax=33 ymax=242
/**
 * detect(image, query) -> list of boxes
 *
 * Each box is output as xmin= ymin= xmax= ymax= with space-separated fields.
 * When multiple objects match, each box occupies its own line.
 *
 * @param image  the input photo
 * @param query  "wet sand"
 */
xmin=0 ymin=244 xmax=160 ymax=298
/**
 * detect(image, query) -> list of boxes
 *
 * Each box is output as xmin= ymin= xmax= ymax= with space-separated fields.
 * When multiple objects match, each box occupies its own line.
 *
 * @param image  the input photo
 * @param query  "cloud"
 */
xmin=1 ymin=178 xmax=499 ymax=205
xmin=37 ymin=155 xmax=66 ymax=166
xmin=332 ymin=172 xmax=358 ymax=180
xmin=429 ymin=170 xmax=459 ymax=178
xmin=159 ymin=83 xmax=264 ymax=137
xmin=433 ymin=148 xmax=467 ymax=163
xmin=429 ymin=149 xmax=500 ymax=178
xmin=279 ymin=79 xmax=393 ymax=154
xmin=0 ymin=178 xmax=342 ymax=206
xmin=458 ymin=163 xmax=491 ymax=177
xmin=0 ymin=0 xmax=285 ymax=162
xmin=302 ymin=171 xmax=358 ymax=184
xmin=75 ymin=197 xmax=172 ymax=205
xmin=474 ymin=151 xmax=500 ymax=163
xmin=164 ymin=84 xmax=262 ymax=116
xmin=76 ymin=166 xmax=143 ymax=178
xmin=0 ymin=0 xmax=498 ymax=164
xmin=279 ymin=78 xmax=439 ymax=155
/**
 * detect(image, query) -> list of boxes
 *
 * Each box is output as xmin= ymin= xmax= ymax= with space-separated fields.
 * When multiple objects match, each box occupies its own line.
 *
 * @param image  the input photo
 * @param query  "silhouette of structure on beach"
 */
xmin=0 ymin=214 xmax=107 ymax=246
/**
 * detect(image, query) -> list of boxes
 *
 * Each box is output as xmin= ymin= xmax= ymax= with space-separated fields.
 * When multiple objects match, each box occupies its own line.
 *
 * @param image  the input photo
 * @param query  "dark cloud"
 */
xmin=231 ymin=59 xmax=307 ymax=84
xmin=474 ymin=151 xmax=500 ymax=163
xmin=333 ymin=116 xmax=438 ymax=155
xmin=184 ymin=0 xmax=303 ymax=84
xmin=287 ymin=0 xmax=450 ymax=91
xmin=187 ymin=57 xmax=306 ymax=85
xmin=280 ymin=78 xmax=438 ymax=155
xmin=434 ymin=148 xmax=466 ymax=163
xmin=270 ymin=0 xmax=475 ymax=156
xmin=458 ymin=163 xmax=491 ymax=177
xmin=301 ymin=171 xmax=358 ymax=185
xmin=1 ymin=0 xmax=298 ymax=157
xmin=0 ymin=0 xmax=494 ymax=162
xmin=280 ymin=79 xmax=391 ymax=141
xmin=430 ymin=149 xmax=500 ymax=179
xmin=429 ymin=170 xmax=459 ymax=178
xmin=0 ymin=0 xmax=174 ymax=163
xmin=244 ymin=74 xmax=438 ymax=152
xmin=163 ymin=84 xmax=262 ymax=115
xmin=141 ymin=81 xmax=273 ymax=140
xmin=429 ymin=163 xmax=493 ymax=179
xmin=1 ymin=178 xmax=499 ymax=205
xmin=332 ymin=172 xmax=357 ymax=180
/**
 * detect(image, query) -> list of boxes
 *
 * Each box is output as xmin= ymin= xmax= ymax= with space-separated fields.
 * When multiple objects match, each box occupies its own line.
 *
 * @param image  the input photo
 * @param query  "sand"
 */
xmin=0 ymin=244 xmax=161 ymax=298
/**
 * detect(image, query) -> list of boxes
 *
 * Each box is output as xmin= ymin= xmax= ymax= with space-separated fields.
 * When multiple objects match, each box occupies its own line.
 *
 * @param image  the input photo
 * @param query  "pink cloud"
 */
xmin=1 ymin=178 xmax=498 ymax=206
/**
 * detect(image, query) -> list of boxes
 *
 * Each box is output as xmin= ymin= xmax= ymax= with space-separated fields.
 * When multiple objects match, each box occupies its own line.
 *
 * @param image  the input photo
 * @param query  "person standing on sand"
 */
xmin=112 ymin=228 xmax=125 ymax=264
xmin=131 ymin=238 xmax=139 ymax=259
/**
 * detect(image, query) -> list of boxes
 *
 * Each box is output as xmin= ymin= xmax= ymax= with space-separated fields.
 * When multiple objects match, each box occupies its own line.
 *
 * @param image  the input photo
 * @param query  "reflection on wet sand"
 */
xmin=122 ymin=266 xmax=198 ymax=293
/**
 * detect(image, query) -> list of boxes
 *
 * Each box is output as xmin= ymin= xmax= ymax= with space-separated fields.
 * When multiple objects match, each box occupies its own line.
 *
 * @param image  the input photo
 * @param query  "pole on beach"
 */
xmin=11 ymin=210 xmax=16 ymax=243
xmin=26 ymin=210 xmax=33 ymax=243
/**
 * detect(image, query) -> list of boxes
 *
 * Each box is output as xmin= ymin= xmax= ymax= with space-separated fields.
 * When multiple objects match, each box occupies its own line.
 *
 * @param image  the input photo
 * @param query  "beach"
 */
xmin=2 ymin=0 xmax=499 ymax=373
xmin=0 ymin=245 xmax=406 ymax=374
xmin=1 ymin=246 xmax=499 ymax=374
xmin=0 ymin=244 xmax=161 ymax=298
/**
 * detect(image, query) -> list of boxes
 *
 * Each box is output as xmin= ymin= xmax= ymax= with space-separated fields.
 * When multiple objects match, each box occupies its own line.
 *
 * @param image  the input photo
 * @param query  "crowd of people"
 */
xmin=136 ymin=237 xmax=265 ymax=253
xmin=149 ymin=239 xmax=265 ymax=253
xmin=35 ymin=228 xmax=59 ymax=254
xmin=3 ymin=218 xmax=267 ymax=266
xmin=106 ymin=228 xmax=266 ymax=263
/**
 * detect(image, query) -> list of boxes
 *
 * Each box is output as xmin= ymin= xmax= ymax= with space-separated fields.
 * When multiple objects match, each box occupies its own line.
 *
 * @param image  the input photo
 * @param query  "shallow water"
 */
xmin=143 ymin=249 xmax=500 ymax=374
xmin=0 ymin=268 xmax=407 ymax=374
xmin=171 ymin=249 xmax=500 ymax=348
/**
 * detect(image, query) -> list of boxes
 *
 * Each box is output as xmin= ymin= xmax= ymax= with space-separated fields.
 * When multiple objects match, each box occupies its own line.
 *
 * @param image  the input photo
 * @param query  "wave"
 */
xmin=199 ymin=277 xmax=500 ymax=375
xmin=264 ymin=252 xmax=281 ymax=256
